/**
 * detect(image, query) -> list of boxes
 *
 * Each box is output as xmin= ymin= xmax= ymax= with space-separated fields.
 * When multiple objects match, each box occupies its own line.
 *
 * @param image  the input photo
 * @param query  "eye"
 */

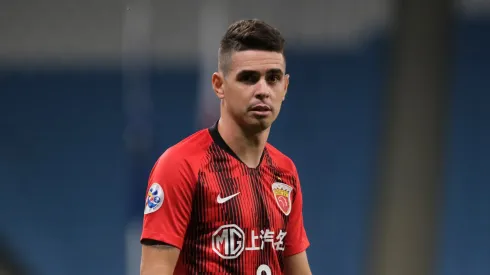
xmin=237 ymin=72 xmax=260 ymax=84
xmin=267 ymin=74 xmax=282 ymax=84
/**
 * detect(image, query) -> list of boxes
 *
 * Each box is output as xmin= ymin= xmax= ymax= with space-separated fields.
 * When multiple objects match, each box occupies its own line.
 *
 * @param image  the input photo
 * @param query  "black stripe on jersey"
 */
xmin=251 ymin=149 xmax=273 ymax=270
xmin=249 ymin=168 xmax=268 ymax=269
xmin=209 ymin=144 xmax=226 ymax=273
xmin=210 ymin=142 xmax=243 ymax=274
xmin=182 ymin=152 xmax=212 ymax=273
xmin=264 ymin=153 xmax=287 ymax=271
xmin=197 ymin=171 xmax=208 ymax=273
xmin=184 ymin=171 xmax=200 ymax=273
xmin=239 ymin=162 xmax=261 ymax=271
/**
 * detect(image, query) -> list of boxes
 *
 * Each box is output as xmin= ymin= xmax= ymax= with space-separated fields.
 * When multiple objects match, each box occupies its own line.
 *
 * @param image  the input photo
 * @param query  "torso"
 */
xmin=175 ymin=130 xmax=298 ymax=274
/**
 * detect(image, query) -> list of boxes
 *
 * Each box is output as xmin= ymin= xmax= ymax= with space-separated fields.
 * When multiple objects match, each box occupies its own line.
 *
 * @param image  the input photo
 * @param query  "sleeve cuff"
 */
xmin=140 ymin=229 xmax=185 ymax=250
xmin=284 ymin=239 xmax=310 ymax=257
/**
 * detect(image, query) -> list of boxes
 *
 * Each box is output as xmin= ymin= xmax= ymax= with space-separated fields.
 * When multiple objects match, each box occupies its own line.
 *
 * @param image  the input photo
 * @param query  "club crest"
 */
xmin=272 ymin=182 xmax=293 ymax=216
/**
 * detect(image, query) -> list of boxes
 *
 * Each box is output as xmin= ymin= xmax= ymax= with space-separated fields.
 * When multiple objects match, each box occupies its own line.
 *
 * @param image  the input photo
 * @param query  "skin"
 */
xmin=140 ymin=245 xmax=179 ymax=275
xmin=212 ymin=50 xmax=289 ymax=168
xmin=140 ymin=49 xmax=312 ymax=275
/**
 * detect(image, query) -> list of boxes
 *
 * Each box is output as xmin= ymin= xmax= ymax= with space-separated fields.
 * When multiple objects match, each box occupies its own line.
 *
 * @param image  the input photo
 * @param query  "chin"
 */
xmin=242 ymin=116 xmax=274 ymax=132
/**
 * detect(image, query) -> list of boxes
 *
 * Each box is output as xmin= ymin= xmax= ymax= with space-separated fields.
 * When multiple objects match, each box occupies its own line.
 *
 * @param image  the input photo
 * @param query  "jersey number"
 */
xmin=257 ymin=264 xmax=272 ymax=275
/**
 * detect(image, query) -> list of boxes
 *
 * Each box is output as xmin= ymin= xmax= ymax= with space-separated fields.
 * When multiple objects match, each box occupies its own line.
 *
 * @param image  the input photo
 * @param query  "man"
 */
xmin=140 ymin=19 xmax=312 ymax=275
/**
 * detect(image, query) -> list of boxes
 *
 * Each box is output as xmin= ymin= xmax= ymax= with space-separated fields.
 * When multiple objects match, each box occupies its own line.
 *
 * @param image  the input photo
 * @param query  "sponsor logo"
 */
xmin=212 ymin=224 xmax=245 ymax=259
xmin=217 ymin=192 xmax=240 ymax=204
xmin=212 ymin=224 xmax=287 ymax=259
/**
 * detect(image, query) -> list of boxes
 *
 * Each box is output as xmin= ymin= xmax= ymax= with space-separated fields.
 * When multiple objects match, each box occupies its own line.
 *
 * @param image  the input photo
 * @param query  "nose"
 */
xmin=253 ymin=79 xmax=271 ymax=99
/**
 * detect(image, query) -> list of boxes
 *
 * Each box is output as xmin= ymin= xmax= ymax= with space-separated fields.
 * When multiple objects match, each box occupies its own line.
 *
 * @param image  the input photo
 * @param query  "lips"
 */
xmin=250 ymin=104 xmax=271 ymax=112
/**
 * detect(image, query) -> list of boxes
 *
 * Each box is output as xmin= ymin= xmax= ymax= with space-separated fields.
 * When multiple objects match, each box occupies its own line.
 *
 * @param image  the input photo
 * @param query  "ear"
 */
xmin=212 ymin=72 xmax=225 ymax=100
xmin=283 ymin=74 xmax=290 ymax=101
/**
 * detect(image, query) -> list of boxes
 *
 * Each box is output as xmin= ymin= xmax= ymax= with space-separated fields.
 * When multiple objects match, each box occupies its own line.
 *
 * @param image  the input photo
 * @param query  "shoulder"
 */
xmin=265 ymin=143 xmax=304 ymax=199
xmin=265 ymin=143 xmax=299 ymax=176
xmin=153 ymin=129 xmax=213 ymax=176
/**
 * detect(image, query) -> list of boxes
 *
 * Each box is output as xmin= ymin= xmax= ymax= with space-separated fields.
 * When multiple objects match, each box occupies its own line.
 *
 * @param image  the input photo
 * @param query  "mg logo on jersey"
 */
xmin=212 ymin=224 xmax=245 ymax=259
xmin=213 ymin=224 xmax=288 ymax=260
xmin=272 ymin=182 xmax=293 ymax=216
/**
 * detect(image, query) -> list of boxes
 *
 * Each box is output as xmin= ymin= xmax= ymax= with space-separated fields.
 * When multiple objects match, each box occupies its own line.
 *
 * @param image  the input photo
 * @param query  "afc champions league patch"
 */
xmin=272 ymin=182 xmax=293 ymax=216
xmin=144 ymin=183 xmax=164 ymax=214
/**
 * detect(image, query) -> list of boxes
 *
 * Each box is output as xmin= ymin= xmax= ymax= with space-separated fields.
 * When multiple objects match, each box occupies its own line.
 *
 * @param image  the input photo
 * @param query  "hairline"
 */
xmin=218 ymin=48 xmax=286 ymax=76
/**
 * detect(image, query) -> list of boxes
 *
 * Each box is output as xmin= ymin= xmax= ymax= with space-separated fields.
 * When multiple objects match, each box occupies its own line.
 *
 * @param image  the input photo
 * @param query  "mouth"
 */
xmin=250 ymin=104 xmax=272 ymax=112
xmin=249 ymin=104 xmax=272 ymax=117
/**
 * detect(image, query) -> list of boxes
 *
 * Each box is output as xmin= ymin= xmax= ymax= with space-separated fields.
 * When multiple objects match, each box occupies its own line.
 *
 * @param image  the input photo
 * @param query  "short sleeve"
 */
xmin=140 ymin=149 xmax=197 ymax=250
xmin=284 ymin=165 xmax=310 ymax=256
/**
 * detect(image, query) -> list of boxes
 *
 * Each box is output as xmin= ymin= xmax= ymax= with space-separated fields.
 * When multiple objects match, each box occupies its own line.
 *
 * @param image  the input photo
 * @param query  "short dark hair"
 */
xmin=218 ymin=19 xmax=286 ymax=73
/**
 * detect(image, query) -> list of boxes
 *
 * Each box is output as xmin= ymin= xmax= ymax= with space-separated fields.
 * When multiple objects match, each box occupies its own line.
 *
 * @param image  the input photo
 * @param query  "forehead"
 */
xmin=229 ymin=50 xmax=285 ymax=73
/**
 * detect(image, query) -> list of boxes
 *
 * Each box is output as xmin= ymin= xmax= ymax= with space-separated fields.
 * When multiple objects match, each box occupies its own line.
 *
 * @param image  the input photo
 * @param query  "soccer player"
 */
xmin=140 ymin=19 xmax=311 ymax=275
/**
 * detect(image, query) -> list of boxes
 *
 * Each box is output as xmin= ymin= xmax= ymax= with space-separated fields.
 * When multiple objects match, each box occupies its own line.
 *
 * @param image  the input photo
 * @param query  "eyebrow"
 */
xmin=236 ymin=68 xmax=284 ymax=76
xmin=267 ymin=68 xmax=284 ymax=75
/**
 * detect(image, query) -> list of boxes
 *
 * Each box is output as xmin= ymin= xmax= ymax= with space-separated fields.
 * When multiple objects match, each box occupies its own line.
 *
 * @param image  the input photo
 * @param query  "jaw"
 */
xmin=241 ymin=112 xmax=276 ymax=133
xmin=221 ymin=103 xmax=279 ymax=134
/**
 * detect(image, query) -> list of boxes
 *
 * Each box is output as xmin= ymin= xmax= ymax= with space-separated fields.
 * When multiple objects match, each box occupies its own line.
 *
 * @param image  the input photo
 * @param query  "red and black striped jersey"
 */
xmin=141 ymin=123 xmax=309 ymax=274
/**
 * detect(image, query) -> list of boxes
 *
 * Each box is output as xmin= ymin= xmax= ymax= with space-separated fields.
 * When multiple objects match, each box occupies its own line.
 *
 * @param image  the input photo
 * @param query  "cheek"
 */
xmin=274 ymin=101 xmax=283 ymax=113
xmin=273 ymin=88 xmax=286 ymax=101
xmin=272 ymin=90 xmax=286 ymax=110
xmin=225 ymin=88 xmax=249 ymax=111
xmin=229 ymin=87 xmax=252 ymax=102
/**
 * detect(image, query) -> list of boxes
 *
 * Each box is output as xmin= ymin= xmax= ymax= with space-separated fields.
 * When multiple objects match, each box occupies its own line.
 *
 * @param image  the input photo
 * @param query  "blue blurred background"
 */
xmin=0 ymin=0 xmax=488 ymax=275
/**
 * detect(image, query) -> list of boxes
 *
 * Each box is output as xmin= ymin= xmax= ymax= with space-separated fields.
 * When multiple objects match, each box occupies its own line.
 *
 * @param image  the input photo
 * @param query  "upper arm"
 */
xmin=140 ymin=149 xmax=197 ymax=273
xmin=284 ymin=164 xmax=310 ymax=257
xmin=284 ymin=251 xmax=312 ymax=275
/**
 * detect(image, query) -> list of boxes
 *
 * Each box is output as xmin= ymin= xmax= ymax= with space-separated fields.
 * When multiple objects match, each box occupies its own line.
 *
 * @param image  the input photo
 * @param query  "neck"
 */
xmin=217 ymin=116 xmax=270 ymax=168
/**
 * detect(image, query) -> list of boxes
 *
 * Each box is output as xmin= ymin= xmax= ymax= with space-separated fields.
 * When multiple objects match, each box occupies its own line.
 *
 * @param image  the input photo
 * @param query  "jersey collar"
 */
xmin=208 ymin=121 xmax=266 ymax=167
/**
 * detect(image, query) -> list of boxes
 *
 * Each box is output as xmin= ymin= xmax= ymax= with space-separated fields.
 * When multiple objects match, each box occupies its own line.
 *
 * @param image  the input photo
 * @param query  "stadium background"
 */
xmin=0 ymin=0 xmax=488 ymax=275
